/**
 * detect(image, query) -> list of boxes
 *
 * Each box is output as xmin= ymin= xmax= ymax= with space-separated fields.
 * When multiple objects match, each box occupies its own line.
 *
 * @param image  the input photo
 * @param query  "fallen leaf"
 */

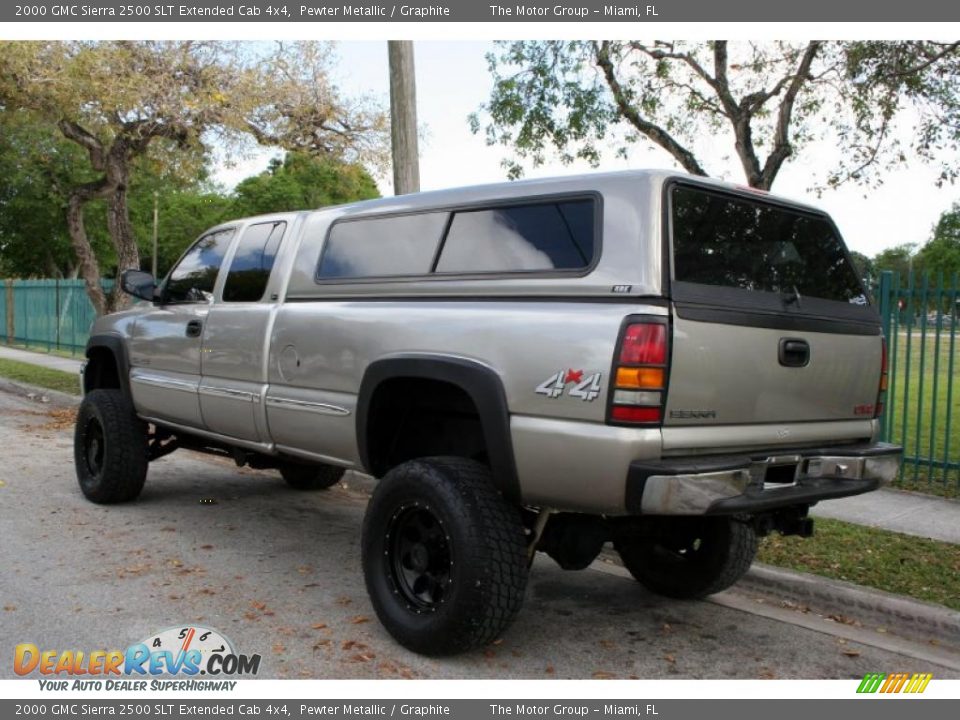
xmin=272 ymin=643 xmax=285 ymax=655
xmin=592 ymin=671 xmax=616 ymax=679
xmin=311 ymin=623 xmax=328 ymax=630
xmin=336 ymin=596 xmax=352 ymax=606
xmin=663 ymin=654 xmax=676 ymax=664
xmin=492 ymin=638 xmax=504 ymax=646
xmin=312 ymin=639 xmax=331 ymax=649
xmin=200 ymin=544 xmax=214 ymax=550
xmin=3 ymin=605 xmax=15 ymax=611
xmin=349 ymin=615 xmax=370 ymax=625
xmin=250 ymin=600 xmax=267 ymax=610
xmin=0 ymin=480 xmax=6 ymax=488
xmin=842 ymin=650 xmax=862 ymax=658
xmin=545 ymin=665 xmax=555 ymax=675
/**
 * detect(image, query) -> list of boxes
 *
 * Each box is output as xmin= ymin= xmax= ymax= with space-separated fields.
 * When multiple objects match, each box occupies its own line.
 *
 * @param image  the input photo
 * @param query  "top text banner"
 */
xmin=5 ymin=0 xmax=960 ymax=22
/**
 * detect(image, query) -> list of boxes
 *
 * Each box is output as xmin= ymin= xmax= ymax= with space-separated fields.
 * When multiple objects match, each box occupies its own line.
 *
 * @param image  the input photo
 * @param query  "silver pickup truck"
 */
xmin=74 ymin=170 xmax=901 ymax=655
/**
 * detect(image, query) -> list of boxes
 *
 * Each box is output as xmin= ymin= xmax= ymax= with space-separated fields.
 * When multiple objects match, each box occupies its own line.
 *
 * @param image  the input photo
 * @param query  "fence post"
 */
xmin=4 ymin=280 xmax=13 ymax=345
xmin=877 ymin=270 xmax=894 ymax=441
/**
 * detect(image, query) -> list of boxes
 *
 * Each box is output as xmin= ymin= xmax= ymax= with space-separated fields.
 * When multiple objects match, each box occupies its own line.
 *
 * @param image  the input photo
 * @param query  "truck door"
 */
xmin=128 ymin=228 xmax=235 ymax=428
xmin=198 ymin=220 xmax=287 ymax=442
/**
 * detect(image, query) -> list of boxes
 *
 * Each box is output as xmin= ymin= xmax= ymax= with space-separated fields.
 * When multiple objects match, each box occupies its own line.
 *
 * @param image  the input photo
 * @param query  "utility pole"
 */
xmin=151 ymin=191 xmax=159 ymax=278
xmin=388 ymin=41 xmax=420 ymax=195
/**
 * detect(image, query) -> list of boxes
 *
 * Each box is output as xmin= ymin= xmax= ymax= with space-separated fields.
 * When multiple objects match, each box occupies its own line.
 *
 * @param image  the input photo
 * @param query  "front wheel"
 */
xmin=361 ymin=457 xmax=528 ymax=655
xmin=73 ymin=389 xmax=148 ymax=504
xmin=614 ymin=516 xmax=757 ymax=599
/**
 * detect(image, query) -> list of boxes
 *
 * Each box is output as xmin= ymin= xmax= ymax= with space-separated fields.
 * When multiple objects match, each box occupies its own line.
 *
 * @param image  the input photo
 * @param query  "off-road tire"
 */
xmin=361 ymin=456 xmax=528 ymax=655
xmin=73 ymin=389 xmax=148 ymax=504
xmin=614 ymin=516 xmax=757 ymax=599
xmin=279 ymin=462 xmax=344 ymax=490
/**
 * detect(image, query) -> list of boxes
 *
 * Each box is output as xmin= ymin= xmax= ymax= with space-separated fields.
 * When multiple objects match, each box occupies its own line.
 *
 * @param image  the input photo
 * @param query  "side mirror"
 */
xmin=120 ymin=269 xmax=158 ymax=302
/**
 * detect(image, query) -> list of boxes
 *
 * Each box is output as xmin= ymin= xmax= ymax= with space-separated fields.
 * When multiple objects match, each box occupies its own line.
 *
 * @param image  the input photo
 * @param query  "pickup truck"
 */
xmin=74 ymin=170 xmax=902 ymax=655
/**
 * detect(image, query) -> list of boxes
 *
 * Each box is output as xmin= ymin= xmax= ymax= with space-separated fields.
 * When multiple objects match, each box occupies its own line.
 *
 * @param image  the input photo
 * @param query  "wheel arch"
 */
xmin=83 ymin=334 xmax=131 ymax=399
xmin=356 ymin=355 xmax=520 ymax=502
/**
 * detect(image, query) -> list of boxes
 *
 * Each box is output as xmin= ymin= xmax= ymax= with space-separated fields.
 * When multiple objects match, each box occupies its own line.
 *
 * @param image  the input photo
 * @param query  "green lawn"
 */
xmin=0 ymin=358 xmax=80 ymax=395
xmin=884 ymin=328 xmax=960 ymax=494
xmin=758 ymin=517 xmax=960 ymax=611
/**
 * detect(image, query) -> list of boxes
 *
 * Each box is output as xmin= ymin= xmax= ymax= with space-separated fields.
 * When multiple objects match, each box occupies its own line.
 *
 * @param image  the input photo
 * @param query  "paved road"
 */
xmin=0 ymin=387 xmax=955 ymax=680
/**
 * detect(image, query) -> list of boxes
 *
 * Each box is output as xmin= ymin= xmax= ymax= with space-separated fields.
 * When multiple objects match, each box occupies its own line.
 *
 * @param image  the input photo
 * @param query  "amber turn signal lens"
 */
xmin=616 ymin=367 xmax=664 ymax=389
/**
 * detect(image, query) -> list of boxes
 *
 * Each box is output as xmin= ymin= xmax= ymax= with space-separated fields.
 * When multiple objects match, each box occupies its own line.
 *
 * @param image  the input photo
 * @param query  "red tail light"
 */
xmin=875 ymin=337 xmax=888 ymax=418
xmin=608 ymin=319 xmax=669 ymax=426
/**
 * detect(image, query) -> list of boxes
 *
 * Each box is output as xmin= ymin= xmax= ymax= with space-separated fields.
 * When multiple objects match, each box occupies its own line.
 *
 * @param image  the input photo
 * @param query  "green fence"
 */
xmin=0 ymin=279 xmax=112 ymax=355
xmin=876 ymin=270 xmax=960 ymax=490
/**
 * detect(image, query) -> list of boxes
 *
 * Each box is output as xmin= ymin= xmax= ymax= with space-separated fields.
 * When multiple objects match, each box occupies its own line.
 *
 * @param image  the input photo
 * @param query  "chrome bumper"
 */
xmin=626 ymin=443 xmax=902 ymax=516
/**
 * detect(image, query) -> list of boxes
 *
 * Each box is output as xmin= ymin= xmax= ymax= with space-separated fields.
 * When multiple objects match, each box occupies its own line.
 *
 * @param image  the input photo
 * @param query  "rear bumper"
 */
xmin=625 ymin=442 xmax=902 ymax=516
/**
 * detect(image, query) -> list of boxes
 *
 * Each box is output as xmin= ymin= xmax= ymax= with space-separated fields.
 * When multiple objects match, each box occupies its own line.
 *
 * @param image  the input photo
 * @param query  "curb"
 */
xmin=0 ymin=378 xmax=80 ymax=408
xmin=740 ymin=562 xmax=960 ymax=649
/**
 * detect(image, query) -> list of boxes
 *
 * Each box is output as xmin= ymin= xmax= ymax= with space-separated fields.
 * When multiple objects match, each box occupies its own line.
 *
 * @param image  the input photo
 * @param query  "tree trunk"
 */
xmin=104 ymin=172 xmax=139 ymax=314
xmin=66 ymin=190 xmax=108 ymax=317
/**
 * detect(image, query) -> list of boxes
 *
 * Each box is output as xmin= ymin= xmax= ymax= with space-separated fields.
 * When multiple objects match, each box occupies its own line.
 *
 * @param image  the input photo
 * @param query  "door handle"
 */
xmin=779 ymin=338 xmax=809 ymax=367
xmin=186 ymin=319 xmax=203 ymax=338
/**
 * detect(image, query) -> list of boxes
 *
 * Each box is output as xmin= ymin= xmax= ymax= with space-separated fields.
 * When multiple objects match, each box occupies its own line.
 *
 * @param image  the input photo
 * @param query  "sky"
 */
xmin=215 ymin=41 xmax=960 ymax=259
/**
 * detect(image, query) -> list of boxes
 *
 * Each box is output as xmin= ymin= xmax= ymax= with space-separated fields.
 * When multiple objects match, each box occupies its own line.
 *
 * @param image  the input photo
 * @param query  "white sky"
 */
xmin=216 ymin=40 xmax=958 ymax=259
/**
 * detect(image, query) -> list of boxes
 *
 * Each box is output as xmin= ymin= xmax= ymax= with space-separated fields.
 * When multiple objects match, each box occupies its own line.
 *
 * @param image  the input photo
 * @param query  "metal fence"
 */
xmin=876 ymin=270 xmax=960 ymax=489
xmin=0 ymin=279 xmax=112 ymax=355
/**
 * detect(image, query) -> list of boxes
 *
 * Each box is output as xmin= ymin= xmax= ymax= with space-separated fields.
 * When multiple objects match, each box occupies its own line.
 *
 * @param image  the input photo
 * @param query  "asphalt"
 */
xmin=2 ymin=343 xmax=960 ymax=547
xmin=1 ymin=384 xmax=956 ymax=679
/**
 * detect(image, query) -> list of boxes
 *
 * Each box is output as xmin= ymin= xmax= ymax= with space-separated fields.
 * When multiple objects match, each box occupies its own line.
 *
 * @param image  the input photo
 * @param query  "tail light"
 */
xmin=608 ymin=319 xmax=669 ymax=426
xmin=875 ymin=337 xmax=888 ymax=418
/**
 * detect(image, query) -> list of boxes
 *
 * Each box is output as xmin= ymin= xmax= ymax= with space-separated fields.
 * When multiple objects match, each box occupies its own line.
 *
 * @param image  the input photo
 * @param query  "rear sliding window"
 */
xmin=671 ymin=185 xmax=865 ymax=303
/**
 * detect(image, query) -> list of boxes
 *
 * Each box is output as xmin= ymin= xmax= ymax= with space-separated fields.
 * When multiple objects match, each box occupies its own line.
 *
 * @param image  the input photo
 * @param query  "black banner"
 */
xmin=4 ymin=0 xmax=960 ymax=22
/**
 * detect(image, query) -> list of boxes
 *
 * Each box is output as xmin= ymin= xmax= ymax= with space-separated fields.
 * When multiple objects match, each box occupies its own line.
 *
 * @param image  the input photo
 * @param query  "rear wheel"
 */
xmin=362 ymin=457 xmax=528 ymax=655
xmin=614 ymin=516 xmax=757 ymax=599
xmin=73 ymin=389 xmax=148 ymax=504
xmin=279 ymin=461 xmax=344 ymax=491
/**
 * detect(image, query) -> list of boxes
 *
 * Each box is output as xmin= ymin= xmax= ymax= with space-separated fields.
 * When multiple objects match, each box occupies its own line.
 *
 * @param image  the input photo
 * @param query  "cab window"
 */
xmin=163 ymin=229 xmax=234 ymax=304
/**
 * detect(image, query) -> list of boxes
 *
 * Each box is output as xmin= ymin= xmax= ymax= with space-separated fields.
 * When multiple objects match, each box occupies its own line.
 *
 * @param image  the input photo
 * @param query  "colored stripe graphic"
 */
xmin=857 ymin=672 xmax=932 ymax=694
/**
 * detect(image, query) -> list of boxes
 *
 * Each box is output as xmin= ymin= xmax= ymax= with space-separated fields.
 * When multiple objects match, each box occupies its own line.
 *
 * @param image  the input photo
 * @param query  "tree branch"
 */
xmin=594 ymin=41 xmax=707 ymax=177
xmin=760 ymin=41 xmax=822 ymax=189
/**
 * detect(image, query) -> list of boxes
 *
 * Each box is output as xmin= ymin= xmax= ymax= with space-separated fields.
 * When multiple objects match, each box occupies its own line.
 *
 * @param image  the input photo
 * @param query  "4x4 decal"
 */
xmin=535 ymin=370 xmax=603 ymax=401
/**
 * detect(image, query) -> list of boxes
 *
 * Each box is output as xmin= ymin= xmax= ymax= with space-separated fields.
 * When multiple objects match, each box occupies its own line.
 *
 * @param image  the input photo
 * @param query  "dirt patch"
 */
xmin=30 ymin=407 xmax=78 ymax=433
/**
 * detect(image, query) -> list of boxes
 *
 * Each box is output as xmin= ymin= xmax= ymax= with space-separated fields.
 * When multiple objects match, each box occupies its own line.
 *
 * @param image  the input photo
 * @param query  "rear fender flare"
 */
xmin=356 ymin=355 xmax=520 ymax=502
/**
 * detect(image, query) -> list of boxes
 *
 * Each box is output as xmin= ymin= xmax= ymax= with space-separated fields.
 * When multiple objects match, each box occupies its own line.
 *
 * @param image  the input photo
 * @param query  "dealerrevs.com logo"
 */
xmin=15 ymin=626 xmax=260 ymax=691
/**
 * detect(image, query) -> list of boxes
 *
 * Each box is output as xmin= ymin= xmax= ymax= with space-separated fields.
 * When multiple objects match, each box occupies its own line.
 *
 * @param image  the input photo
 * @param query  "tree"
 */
xmin=472 ymin=41 xmax=960 ymax=190
xmin=0 ymin=41 xmax=388 ymax=315
xmin=232 ymin=152 xmax=379 ymax=218
xmin=917 ymin=202 xmax=960 ymax=280
xmin=873 ymin=243 xmax=917 ymax=280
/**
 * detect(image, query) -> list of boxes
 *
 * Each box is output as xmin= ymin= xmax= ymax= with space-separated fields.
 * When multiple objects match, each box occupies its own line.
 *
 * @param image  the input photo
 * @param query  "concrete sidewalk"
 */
xmin=811 ymin=486 xmax=960 ymax=545
xmin=0 ymin=344 xmax=84 ymax=374
xmin=1 ymin=344 xmax=958 ymax=545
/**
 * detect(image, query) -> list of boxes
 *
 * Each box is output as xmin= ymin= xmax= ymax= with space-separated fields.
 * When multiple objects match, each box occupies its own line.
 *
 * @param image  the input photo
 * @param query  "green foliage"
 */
xmin=232 ymin=152 xmax=379 ymax=218
xmin=872 ymin=243 xmax=918 ymax=279
xmin=0 ymin=111 xmax=111 ymax=277
xmin=475 ymin=40 xmax=960 ymax=191
xmin=917 ymin=202 xmax=960 ymax=281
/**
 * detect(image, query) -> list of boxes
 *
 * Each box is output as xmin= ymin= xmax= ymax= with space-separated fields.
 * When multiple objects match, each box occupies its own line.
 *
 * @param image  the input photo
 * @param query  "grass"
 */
xmin=758 ymin=517 xmax=960 ymax=611
xmin=0 ymin=358 xmax=80 ymax=395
